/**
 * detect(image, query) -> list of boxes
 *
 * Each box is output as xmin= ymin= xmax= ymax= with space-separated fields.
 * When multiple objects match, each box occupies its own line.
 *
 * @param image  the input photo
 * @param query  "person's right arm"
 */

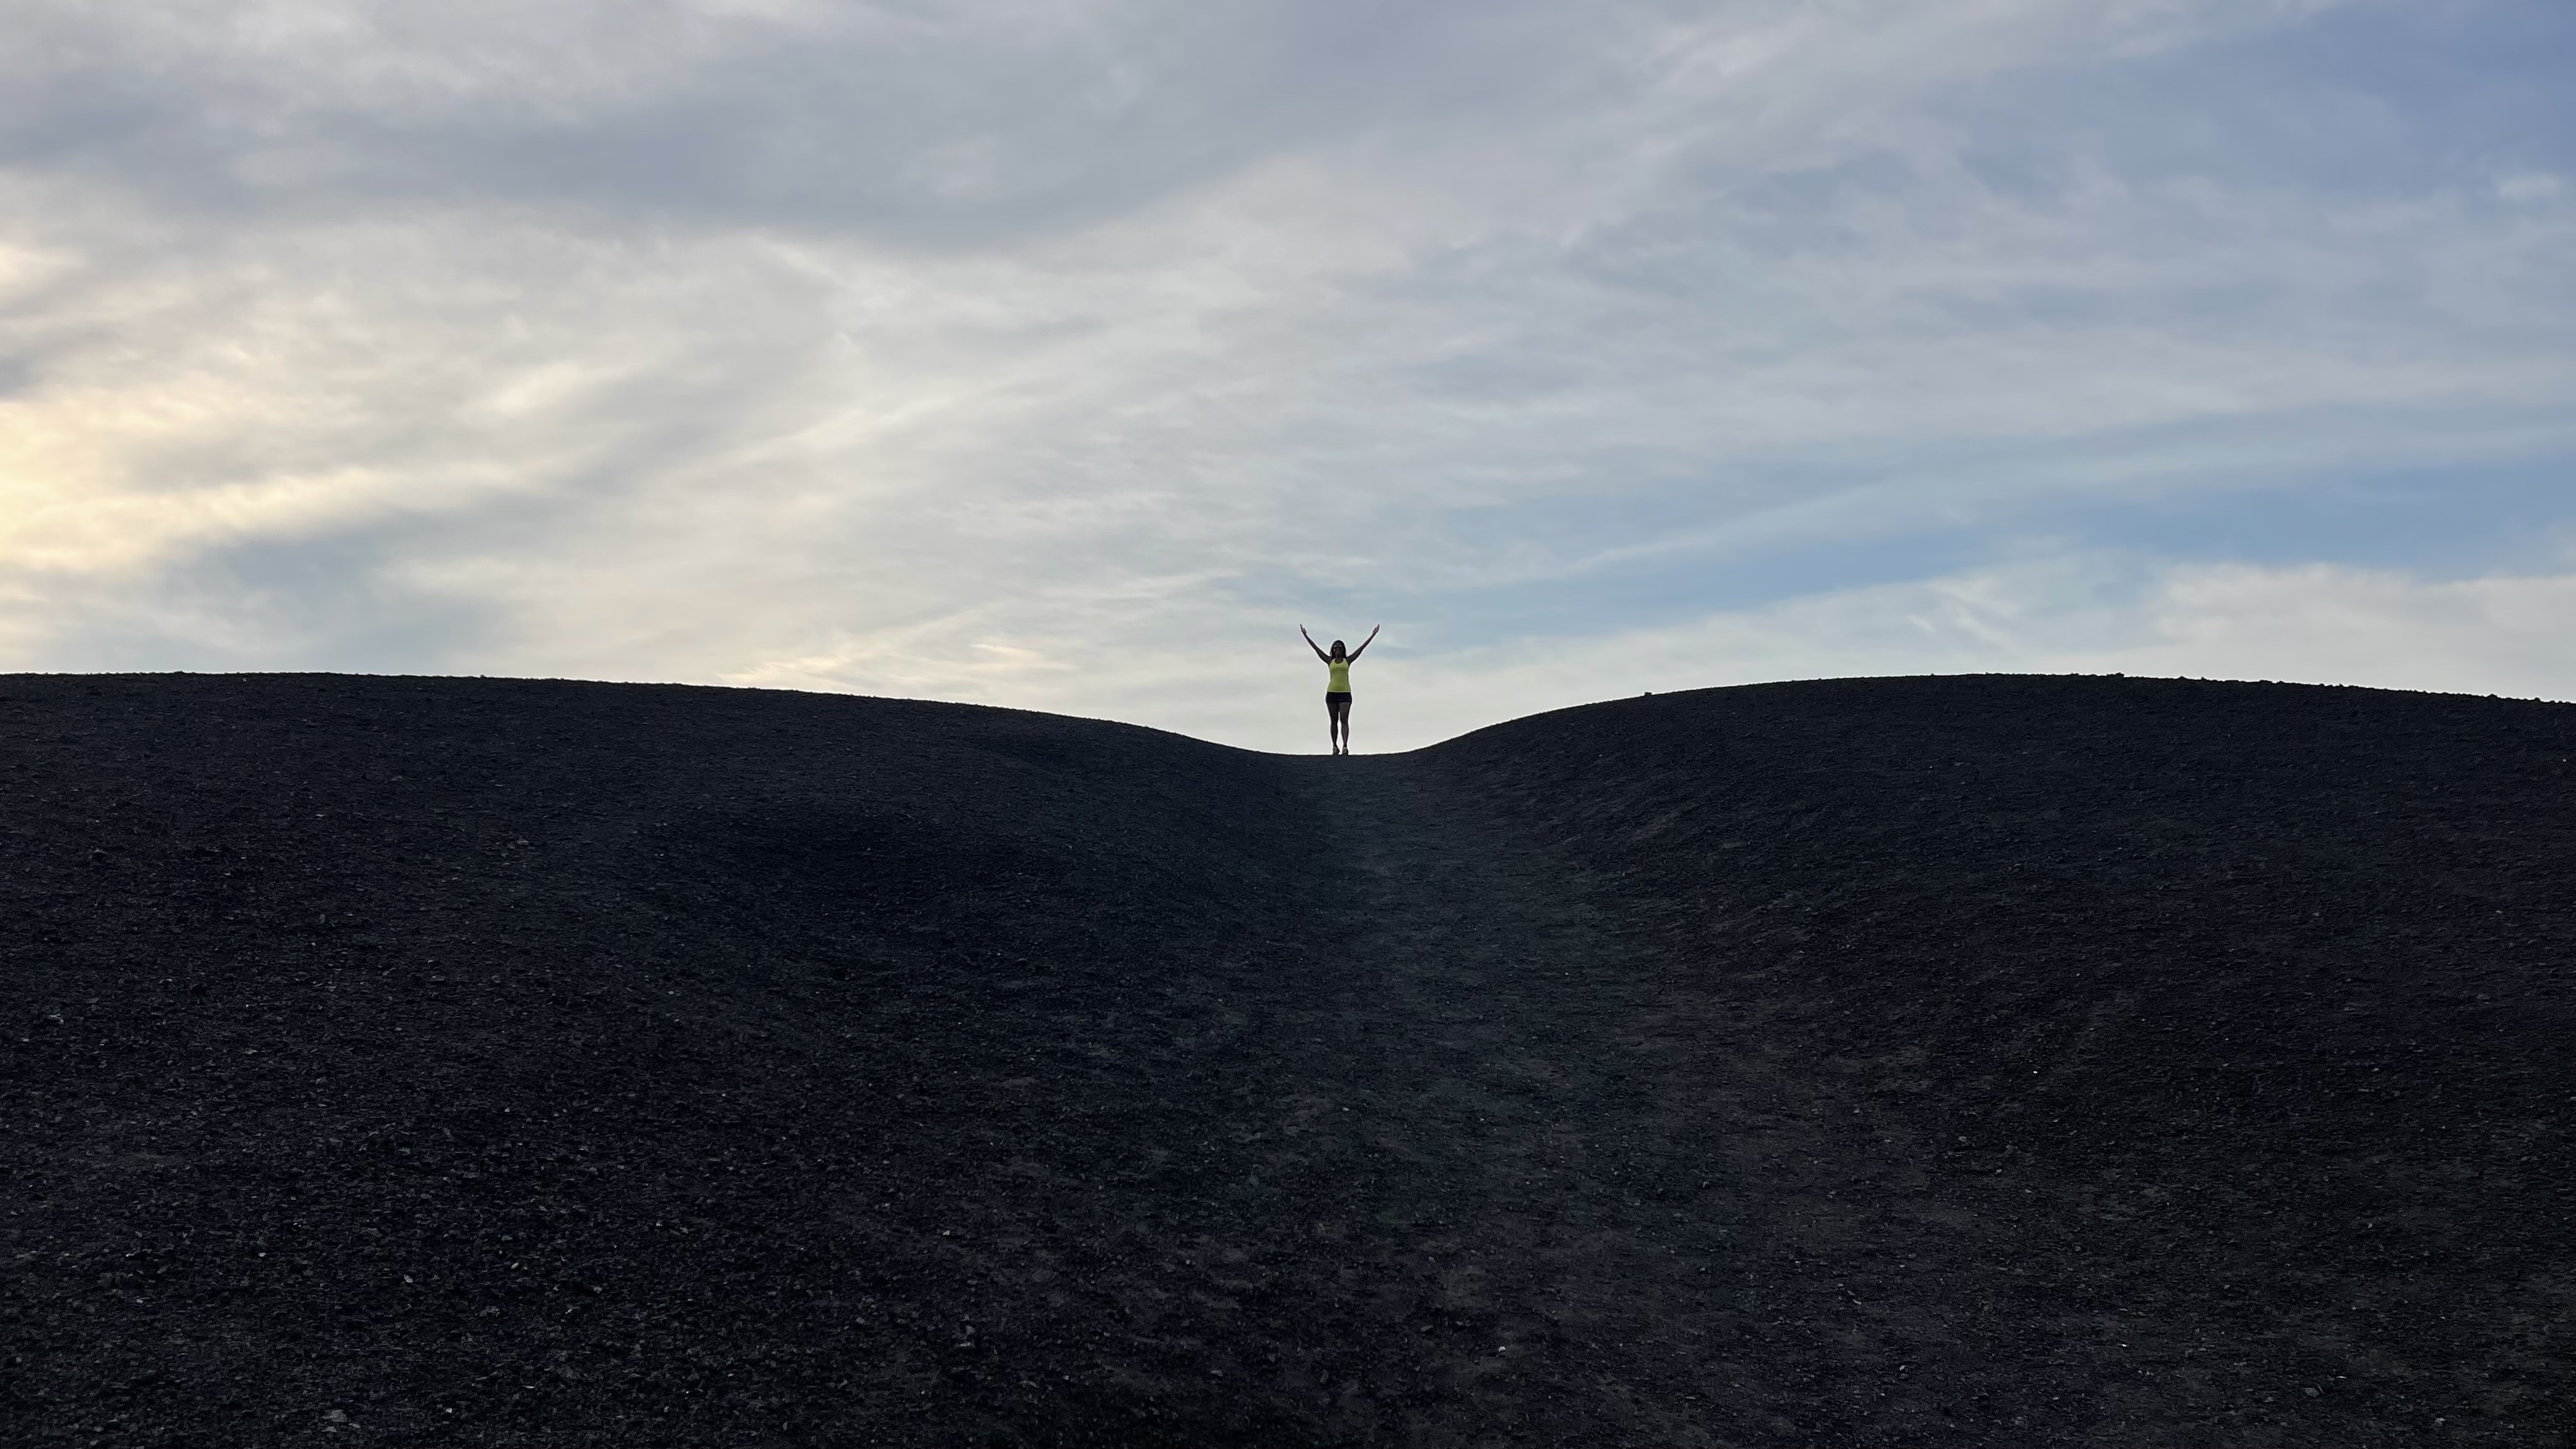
xmin=1300 ymin=626 xmax=1330 ymax=662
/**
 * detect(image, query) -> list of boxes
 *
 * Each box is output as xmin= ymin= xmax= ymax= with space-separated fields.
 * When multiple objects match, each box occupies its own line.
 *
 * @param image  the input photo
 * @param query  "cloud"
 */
xmin=0 ymin=0 xmax=2569 ymax=746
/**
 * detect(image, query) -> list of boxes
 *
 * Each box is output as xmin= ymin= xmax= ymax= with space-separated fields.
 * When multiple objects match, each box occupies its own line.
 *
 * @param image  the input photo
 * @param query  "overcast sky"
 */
xmin=3 ymin=0 xmax=2569 ymax=751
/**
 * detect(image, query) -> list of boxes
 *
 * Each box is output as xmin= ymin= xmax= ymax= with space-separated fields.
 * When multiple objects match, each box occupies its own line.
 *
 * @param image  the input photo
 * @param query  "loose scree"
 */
xmin=3 ymin=673 xmax=2568 ymax=1445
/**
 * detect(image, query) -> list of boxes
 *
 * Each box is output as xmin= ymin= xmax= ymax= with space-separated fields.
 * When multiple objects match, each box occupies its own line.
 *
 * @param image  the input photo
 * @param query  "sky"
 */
xmin=2 ymin=0 xmax=2569 ymax=753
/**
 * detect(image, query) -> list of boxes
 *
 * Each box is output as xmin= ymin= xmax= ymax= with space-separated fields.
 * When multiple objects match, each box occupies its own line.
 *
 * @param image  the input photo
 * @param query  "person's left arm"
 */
xmin=1347 ymin=624 xmax=1381 ymax=661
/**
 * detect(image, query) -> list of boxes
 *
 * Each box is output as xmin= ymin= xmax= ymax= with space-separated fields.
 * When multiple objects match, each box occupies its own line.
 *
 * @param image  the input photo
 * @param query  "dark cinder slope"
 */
xmin=1416 ymin=676 xmax=2574 ymax=1444
xmin=2 ymin=672 xmax=2569 ymax=1448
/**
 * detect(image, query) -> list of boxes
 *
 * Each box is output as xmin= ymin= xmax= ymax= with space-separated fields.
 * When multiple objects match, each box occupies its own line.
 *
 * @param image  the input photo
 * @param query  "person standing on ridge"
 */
xmin=1301 ymin=624 xmax=1377 ymax=756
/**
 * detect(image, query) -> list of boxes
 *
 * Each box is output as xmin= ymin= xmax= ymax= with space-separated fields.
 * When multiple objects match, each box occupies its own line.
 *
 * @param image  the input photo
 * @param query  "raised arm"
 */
xmin=1347 ymin=624 xmax=1381 ymax=661
xmin=1300 ymin=626 xmax=1330 ymax=663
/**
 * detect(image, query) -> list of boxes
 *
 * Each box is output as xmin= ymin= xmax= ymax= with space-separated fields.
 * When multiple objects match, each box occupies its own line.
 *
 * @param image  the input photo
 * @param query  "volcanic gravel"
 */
xmin=2 ymin=671 xmax=2569 ymax=1446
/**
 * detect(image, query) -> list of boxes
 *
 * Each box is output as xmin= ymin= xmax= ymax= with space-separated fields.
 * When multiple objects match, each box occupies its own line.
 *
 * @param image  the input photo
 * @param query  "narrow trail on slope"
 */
xmin=1266 ymin=753 xmax=1985 ymax=1446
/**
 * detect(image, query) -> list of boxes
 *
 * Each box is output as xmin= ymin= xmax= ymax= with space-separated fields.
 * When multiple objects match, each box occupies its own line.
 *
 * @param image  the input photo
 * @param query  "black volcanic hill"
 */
xmin=3 ymin=672 xmax=2569 ymax=1447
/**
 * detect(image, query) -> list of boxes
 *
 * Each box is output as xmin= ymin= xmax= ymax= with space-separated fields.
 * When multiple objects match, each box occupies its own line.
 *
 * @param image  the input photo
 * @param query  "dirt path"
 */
xmin=1268 ymin=754 xmax=1922 ymax=1446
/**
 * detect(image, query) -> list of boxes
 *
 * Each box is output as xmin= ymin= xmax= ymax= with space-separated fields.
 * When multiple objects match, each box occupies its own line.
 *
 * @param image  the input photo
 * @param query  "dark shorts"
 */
xmin=1325 ymin=691 xmax=1352 ymax=705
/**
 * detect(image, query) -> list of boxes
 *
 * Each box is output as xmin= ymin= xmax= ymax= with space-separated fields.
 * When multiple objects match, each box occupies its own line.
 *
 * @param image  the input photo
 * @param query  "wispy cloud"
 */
xmin=3 ymin=0 xmax=2569 ymax=745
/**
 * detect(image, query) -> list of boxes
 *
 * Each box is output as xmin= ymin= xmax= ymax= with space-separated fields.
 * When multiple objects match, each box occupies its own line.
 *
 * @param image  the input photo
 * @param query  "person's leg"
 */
xmin=1326 ymin=697 xmax=1341 ymax=753
xmin=1339 ymin=699 xmax=1353 ymax=754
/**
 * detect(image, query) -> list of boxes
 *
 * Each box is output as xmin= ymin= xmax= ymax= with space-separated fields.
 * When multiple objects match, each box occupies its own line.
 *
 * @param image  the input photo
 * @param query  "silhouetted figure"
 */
xmin=1301 ymin=625 xmax=1377 ymax=755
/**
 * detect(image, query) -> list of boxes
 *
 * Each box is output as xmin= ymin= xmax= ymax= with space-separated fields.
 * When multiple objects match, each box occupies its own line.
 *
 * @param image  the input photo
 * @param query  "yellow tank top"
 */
xmin=1328 ymin=658 xmax=1352 ymax=693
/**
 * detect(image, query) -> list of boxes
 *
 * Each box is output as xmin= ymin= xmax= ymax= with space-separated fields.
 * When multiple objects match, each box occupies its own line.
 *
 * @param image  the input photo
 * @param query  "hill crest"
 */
xmin=4 ymin=671 xmax=2568 ymax=1445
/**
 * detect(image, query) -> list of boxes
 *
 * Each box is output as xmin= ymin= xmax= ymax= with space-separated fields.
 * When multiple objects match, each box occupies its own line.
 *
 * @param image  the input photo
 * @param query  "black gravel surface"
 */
xmin=3 ymin=671 xmax=2568 ymax=1446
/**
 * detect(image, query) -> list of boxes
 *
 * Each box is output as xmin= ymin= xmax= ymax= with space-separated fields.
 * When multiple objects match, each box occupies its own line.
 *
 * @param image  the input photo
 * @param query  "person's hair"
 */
xmin=1330 ymin=640 xmax=1346 ymax=659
